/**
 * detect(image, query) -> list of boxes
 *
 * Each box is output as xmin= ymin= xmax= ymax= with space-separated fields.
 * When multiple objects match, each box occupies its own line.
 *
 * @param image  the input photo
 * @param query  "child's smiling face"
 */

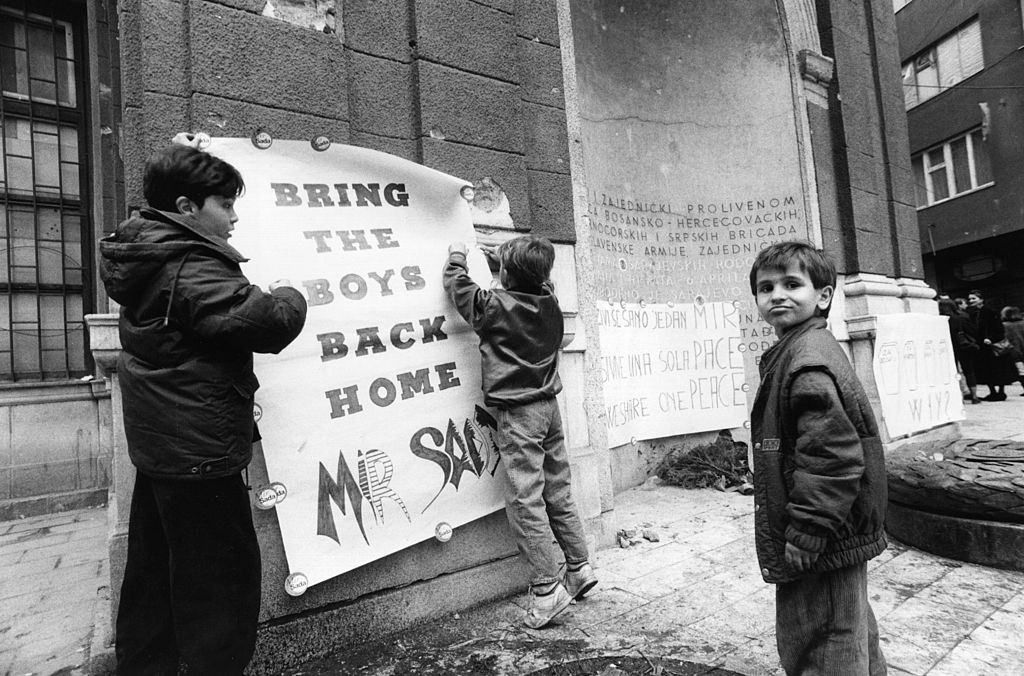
xmin=754 ymin=261 xmax=833 ymax=337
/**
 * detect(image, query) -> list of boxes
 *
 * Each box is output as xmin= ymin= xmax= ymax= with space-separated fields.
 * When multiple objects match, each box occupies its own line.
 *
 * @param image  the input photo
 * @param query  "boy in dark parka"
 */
xmin=100 ymin=143 xmax=307 ymax=674
xmin=749 ymin=241 xmax=887 ymax=675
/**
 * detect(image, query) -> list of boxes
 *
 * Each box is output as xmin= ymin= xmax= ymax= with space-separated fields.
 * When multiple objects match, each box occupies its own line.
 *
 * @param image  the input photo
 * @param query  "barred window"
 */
xmin=1 ymin=0 xmax=90 ymax=381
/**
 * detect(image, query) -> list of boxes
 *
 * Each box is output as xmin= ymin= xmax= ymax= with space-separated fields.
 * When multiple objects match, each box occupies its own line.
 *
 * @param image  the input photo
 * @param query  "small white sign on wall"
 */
xmin=872 ymin=313 xmax=965 ymax=438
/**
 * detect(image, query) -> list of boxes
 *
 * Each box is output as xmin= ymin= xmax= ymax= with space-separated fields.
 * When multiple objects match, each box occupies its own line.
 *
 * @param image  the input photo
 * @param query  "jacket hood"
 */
xmin=100 ymin=207 xmax=247 ymax=306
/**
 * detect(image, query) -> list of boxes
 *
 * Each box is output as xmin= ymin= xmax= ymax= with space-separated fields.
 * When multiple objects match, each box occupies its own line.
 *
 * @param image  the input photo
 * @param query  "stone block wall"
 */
xmin=118 ymin=0 xmax=575 ymax=241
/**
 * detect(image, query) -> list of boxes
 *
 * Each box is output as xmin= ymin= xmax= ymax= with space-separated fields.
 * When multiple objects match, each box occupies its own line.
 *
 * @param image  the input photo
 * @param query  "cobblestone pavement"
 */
xmin=1 ymin=384 xmax=1022 ymax=675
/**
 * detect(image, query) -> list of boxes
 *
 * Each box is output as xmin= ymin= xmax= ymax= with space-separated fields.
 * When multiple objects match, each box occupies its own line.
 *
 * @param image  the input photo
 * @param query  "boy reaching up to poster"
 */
xmin=100 ymin=139 xmax=307 ymax=673
xmin=748 ymin=241 xmax=887 ymax=674
xmin=443 ymin=235 xmax=597 ymax=628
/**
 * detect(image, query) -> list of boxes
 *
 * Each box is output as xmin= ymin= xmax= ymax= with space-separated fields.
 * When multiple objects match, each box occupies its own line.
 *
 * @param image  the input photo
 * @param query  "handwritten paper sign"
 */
xmin=872 ymin=313 xmax=965 ymax=438
xmin=207 ymin=138 xmax=505 ymax=588
xmin=597 ymin=300 xmax=747 ymax=447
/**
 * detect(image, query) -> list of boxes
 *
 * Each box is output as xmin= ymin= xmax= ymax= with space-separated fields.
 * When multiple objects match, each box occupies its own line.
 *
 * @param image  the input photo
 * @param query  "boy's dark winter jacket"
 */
xmin=750 ymin=317 xmax=887 ymax=584
xmin=443 ymin=251 xmax=562 ymax=409
xmin=99 ymin=208 xmax=307 ymax=479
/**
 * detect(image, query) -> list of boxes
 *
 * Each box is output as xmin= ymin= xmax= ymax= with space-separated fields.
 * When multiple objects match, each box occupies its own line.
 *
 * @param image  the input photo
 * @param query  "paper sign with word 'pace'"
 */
xmin=207 ymin=138 xmax=505 ymax=587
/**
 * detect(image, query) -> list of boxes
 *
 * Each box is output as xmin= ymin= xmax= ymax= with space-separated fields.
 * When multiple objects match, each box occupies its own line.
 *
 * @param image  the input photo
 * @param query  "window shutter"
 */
xmin=959 ymin=20 xmax=984 ymax=77
xmin=937 ymin=34 xmax=961 ymax=88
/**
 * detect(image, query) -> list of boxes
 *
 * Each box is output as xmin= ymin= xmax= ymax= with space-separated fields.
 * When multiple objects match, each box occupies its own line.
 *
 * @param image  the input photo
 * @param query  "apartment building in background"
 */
xmin=896 ymin=0 xmax=1024 ymax=309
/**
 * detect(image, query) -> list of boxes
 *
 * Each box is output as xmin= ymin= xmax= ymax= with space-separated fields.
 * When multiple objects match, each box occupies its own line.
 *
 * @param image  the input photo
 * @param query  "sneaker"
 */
xmin=564 ymin=563 xmax=598 ymax=600
xmin=523 ymin=583 xmax=573 ymax=629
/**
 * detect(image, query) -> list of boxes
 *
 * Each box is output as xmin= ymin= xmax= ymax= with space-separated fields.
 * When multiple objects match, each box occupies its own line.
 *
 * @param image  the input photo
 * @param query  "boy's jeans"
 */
xmin=495 ymin=397 xmax=590 ymax=589
xmin=775 ymin=562 xmax=887 ymax=675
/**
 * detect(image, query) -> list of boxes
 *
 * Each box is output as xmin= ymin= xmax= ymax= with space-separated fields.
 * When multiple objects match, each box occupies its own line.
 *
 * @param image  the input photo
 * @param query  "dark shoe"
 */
xmin=970 ymin=397 xmax=982 ymax=404
xmin=982 ymin=393 xmax=1007 ymax=402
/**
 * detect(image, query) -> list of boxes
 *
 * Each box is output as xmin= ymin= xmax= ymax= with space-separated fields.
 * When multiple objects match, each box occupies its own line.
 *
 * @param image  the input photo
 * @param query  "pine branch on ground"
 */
xmin=655 ymin=436 xmax=750 ymax=490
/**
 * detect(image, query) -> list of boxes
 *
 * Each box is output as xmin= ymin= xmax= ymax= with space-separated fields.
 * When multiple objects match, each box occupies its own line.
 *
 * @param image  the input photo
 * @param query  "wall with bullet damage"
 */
xmin=117 ymin=0 xmax=575 ymax=240
xmin=114 ymin=1 xmax=585 ymax=669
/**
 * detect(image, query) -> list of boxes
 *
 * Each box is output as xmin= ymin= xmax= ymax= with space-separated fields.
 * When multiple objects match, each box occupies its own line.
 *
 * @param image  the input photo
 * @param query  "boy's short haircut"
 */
xmin=143 ymin=145 xmax=244 ymax=212
xmin=748 ymin=241 xmax=837 ymax=317
xmin=499 ymin=235 xmax=555 ymax=288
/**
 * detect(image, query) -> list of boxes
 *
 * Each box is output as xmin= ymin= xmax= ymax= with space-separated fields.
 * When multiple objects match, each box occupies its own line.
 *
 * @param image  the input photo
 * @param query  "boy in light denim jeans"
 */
xmin=444 ymin=235 xmax=596 ymax=628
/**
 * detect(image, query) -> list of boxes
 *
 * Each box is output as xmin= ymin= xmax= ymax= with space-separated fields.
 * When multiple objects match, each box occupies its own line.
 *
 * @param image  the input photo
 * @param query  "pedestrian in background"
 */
xmin=967 ymin=290 xmax=1015 ymax=401
xmin=443 ymin=235 xmax=597 ymax=629
xmin=749 ymin=241 xmax=887 ymax=675
xmin=938 ymin=297 xmax=980 ymax=404
xmin=100 ymin=141 xmax=307 ymax=674
xmin=1000 ymin=305 xmax=1024 ymax=394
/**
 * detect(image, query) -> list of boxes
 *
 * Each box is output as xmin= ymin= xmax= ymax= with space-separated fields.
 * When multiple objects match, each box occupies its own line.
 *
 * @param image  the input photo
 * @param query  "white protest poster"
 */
xmin=207 ymin=138 xmax=505 ymax=588
xmin=872 ymin=313 xmax=965 ymax=438
xmin=597 ymin=300 xmax=747 ymax=447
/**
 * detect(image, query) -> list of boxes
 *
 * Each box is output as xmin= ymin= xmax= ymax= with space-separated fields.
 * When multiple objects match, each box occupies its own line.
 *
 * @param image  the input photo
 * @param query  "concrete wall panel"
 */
xmin=345 ymin=0 xmax=414 ymax=62
xmin=348 ymin=52 xmax=416 ymax=139
xmin=189 ymin=93 xmax=351 ymax=142
xmin=517 ymin=38 xmax=565 ymax=108
xmin=515 ymin=0 xmax=560 ymax=45
xmin=523 ymin=102 xmax=569 ymax=174
xmin=140 ymin=0 xmax=188 ymax=96
xmin=418 ymin=62 xmax=523 ymax=153
xmin=189 ymin=2 xmax=348 ymax=120
xmin=527 ymin=169 xmax=574 ymax=241
xmin=414 ymin=0 xmax=517 ymax=82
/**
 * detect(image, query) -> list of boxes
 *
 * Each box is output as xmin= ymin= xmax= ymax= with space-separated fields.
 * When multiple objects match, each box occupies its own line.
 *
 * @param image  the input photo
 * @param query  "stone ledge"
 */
xmin=886 ymin=501 xmax=1024 ymax=572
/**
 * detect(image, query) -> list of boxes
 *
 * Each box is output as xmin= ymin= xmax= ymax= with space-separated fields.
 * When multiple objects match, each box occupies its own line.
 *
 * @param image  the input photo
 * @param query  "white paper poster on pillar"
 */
xmin=597 ymin=300 xmax=748 ymax=447
xmin=205 ymin=138 xmax=505 ymax=588
xmin=871 ymin=313 xmax=965 ymax=439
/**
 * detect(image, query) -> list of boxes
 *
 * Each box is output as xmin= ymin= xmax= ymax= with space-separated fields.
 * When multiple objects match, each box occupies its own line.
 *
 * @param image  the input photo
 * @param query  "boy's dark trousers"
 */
xmin=116 ymin=471 xmax=261 ymax=675
xmin=775 ymin=562 xmax=886 ymax=675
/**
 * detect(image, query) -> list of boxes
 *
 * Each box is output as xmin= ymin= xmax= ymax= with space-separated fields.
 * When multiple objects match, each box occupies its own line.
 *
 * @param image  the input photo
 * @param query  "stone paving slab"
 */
xmin=0 ymin=506 xmax=107 ymax=676
xmin=1 ymin=387 xmax=1022 ymax=674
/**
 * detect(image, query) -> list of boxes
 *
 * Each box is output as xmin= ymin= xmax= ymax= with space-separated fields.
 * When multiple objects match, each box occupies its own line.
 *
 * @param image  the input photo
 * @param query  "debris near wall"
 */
xmin=655 ymin=434 xmax=751 ymax=493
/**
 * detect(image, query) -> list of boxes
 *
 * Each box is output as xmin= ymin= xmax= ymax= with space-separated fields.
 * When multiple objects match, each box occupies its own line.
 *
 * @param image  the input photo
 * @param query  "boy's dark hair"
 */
xmin=499 ymin=235 xmax=555 ymax=288
xmin=968 ymin=288 xmax=984 ymax=300
xmin=748 ymin=241 xmax=837 ymax=317
xmin=143 ymin=145 xmax=244 ymax=212
xmin=937 ymin=298 xmax=959 ymax=316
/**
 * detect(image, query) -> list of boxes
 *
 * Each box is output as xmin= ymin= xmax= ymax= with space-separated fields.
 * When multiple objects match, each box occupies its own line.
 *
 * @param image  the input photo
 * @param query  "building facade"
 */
xmin=896 ymin=0 xmax=1024 ymax=310
xmin=2 ymin=0 xmax=947 ymax=670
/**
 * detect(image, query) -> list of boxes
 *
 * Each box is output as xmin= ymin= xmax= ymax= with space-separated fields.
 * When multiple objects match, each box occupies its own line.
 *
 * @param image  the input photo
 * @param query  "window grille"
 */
xmin=0 ymin=0 xmax=90 ymax=381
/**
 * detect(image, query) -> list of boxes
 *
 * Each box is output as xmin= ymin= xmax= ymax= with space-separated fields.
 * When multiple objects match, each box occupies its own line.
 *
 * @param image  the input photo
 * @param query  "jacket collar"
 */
xmin=141 ymin=207 xmax=249 ymax=263
xmin=759 ymin=316 xmax=827 ymax=376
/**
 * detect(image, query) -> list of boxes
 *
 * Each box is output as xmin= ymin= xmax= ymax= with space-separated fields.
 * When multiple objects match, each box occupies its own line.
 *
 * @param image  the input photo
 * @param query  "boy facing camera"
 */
xmin=748 ymin=241 xmax=887 ymax=674
xmin=100 ymin=143 xmax=306 ymax=674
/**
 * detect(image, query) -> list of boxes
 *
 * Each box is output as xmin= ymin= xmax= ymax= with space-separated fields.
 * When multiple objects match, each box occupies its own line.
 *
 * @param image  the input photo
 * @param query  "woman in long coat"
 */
xmin=967 ymin=290 xmax=1016 ymax=401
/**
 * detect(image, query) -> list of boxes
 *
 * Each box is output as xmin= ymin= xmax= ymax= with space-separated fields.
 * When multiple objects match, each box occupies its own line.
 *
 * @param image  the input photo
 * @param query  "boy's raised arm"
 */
xmin=784 ymin=368 xmax=865 ymax=554
xmin=443 ymin=242 xmax=491 ymax=331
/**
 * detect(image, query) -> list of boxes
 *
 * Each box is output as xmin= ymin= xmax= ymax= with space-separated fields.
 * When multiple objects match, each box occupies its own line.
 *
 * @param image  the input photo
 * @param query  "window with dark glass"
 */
xmin=0 ymin=1 xmax=90 ymax=381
